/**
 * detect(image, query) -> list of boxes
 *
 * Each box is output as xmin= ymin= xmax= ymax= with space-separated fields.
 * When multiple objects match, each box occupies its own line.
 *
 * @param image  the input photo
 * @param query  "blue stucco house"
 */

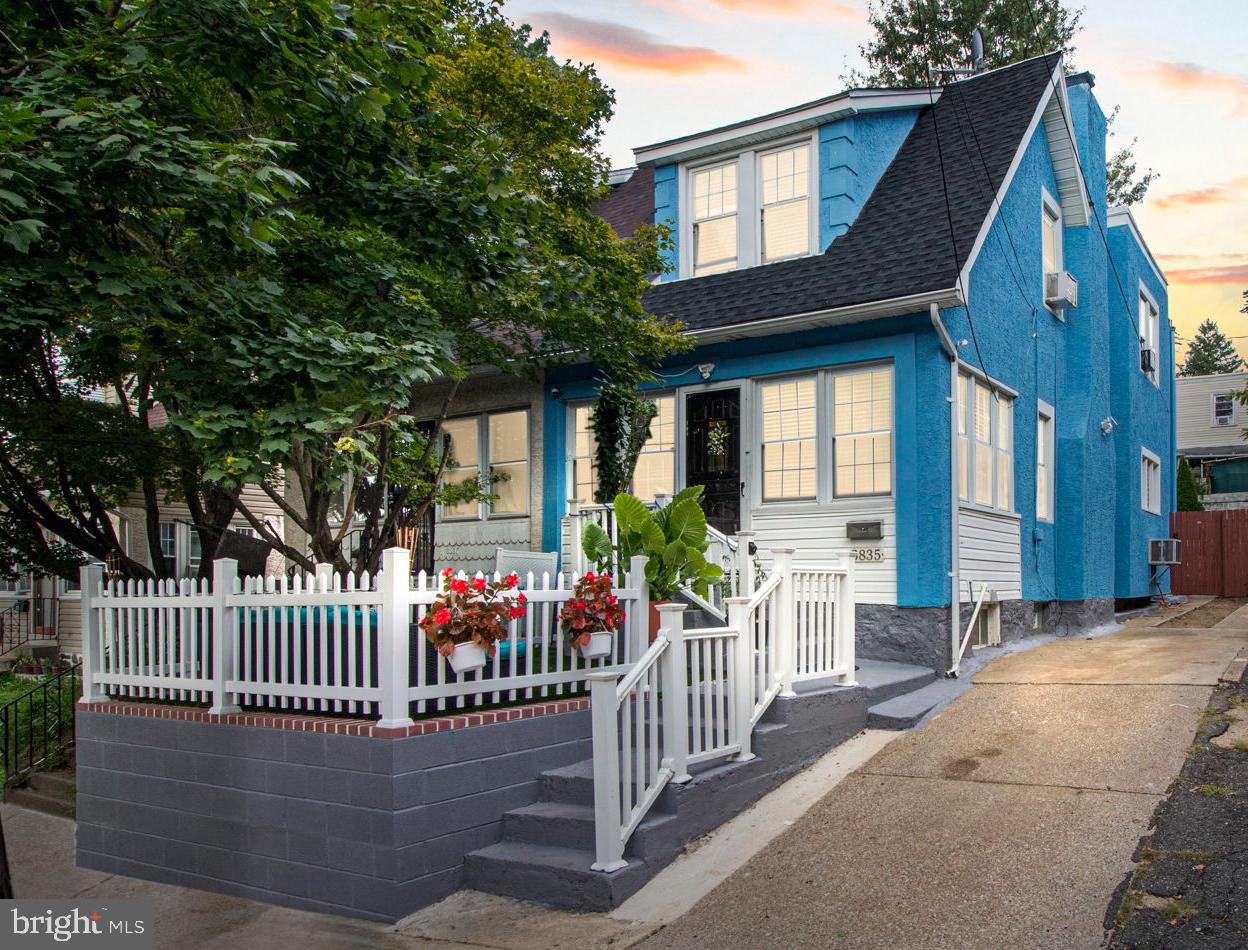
xmin=435 ymin=53 xmax=1175 ymax=672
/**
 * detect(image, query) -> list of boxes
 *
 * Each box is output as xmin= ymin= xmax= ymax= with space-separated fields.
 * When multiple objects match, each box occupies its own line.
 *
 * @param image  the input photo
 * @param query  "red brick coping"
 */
xmin=77 ymin=697 xmax=591 ymax=738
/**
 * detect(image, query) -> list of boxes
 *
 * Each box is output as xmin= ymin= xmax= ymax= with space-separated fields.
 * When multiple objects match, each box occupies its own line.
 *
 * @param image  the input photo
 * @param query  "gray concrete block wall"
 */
xmin=76 ymin=707 xmax=591 ymax=921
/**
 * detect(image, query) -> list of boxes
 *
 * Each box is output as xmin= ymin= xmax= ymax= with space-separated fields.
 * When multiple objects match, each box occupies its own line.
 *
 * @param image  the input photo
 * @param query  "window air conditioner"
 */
xmin=1044 ymin=271 xmax=1079 ymax=309
xmin=1217 ymin=415 xmax=1233 ymax=426
xmin=1148 ymin=538 xmax=1181 ymax=565
xmin=1140 ymin=348 xmax=1156 ymax=374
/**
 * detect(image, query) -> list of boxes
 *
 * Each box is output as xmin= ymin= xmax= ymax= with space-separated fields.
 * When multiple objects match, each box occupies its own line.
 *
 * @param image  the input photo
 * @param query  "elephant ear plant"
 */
xmin=580 ymin=487 xmax=723 ymax=602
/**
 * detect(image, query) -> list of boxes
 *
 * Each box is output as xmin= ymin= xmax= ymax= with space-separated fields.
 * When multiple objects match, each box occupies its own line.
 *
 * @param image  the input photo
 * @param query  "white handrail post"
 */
xmin=658 ymin=603 xmax=691 ymax=783
xmin=727 ymin=596 xmax=755 ymax=762
xmin=734 ymin=532 xmax=755 ymax=599
xmin=315 ymin=562 xmax=334 ymax=590
xmin=589 ymin=671 xmax=627 ymax=871
xmin=78 ymin=563 xmax=107 ymax=704
xmin=630 ymin=554 xmax=649 ymax=662
xmin=836 ymin=560 xmax=858 ymax=686
xmin=377 ymin=546 xmax=415 ymax=729
xmin=566 ymin=498 xmax=582 ymax=574
xmin=209 ymin=558 xmax=240 ymax=714
xmin=772 ymin=548 xmax=796 ymax=698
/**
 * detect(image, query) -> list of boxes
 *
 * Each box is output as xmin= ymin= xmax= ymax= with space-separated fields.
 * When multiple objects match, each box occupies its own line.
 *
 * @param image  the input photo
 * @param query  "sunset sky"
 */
xmin=502 ymin=0 xmax=1248 ymax=363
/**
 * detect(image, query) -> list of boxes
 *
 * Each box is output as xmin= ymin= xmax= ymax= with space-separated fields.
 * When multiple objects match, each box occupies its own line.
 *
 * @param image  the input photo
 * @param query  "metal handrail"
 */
xmin=0 ymin=662 xmax=81 ymax=797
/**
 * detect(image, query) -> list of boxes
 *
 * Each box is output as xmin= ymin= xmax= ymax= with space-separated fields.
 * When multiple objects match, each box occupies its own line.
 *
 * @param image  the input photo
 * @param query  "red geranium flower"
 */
xmin=433 ymin=608 xmax=451 ymax=625
xmin=442 ymin=567 xmax=454 ymax=578
xmin=449 ymin=578 xmax=468 ymax=594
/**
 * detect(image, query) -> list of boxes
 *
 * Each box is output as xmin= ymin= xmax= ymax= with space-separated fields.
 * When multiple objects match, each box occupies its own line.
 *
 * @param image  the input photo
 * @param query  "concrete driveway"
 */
xmin=636 ymin=601 xmax=1248 ymax=950
xmin=6 ymin=602 xmax=1246 ymax=950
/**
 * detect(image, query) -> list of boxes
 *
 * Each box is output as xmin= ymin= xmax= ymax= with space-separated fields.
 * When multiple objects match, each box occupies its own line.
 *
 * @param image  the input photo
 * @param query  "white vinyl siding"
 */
xmin=1036 ymin=403 xmax=1055 ymax=523
xmin=960 ymin=373 xmax=1014 ymax=514
xmin=1141 ymin=448 xmax=1162 ymax=515
xmin=760 ymin=378 xmax=817 ymax=501
xmin=760 ymin=144 xmax=810 ymax=262
xmin=1176 ymin=371 xmax=1248 ymax=450
xmin=692 ymin=161 xmax=738 ymax=275
xmin=958 ymin=509 xmax=1023 ymax=602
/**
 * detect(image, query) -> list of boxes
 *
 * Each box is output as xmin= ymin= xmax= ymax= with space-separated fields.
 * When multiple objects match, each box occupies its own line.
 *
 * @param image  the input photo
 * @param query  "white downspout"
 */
xmin=929 ymin=304 xmax=962 ymax=676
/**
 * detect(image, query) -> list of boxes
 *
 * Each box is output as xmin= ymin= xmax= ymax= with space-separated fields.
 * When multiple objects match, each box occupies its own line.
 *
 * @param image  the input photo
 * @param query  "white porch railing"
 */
xmin=78 ymin=549 xmax=649 ymax=726
xmin=588 ymin=552 xmax=856 ymax=869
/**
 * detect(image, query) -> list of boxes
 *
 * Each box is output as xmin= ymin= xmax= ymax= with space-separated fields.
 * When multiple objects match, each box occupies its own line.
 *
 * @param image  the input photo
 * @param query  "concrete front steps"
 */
xmin=5 ymin=760 xmax=76 ymax=819
xmin=465 ymin=659 xmax=938 ymax=911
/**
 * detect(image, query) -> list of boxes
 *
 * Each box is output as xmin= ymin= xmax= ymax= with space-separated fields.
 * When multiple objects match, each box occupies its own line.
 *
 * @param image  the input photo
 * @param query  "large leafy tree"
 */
xmin=848 ymin=0 xmax=1155 ymax=206
xmin=0 ymin=1 xmax=682 ymax=580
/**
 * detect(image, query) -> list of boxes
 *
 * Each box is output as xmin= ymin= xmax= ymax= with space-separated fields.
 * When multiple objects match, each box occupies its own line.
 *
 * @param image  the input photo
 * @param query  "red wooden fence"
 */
xmin=1170 ymin=509 xmax=1248 ymax=597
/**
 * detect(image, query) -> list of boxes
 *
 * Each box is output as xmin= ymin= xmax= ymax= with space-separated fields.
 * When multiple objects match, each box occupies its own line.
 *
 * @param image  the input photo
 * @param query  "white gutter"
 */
xmin=929 ymin=304 xmax=963 ymax=676
xmin=686 ymin=287 xmax=963 ymax=346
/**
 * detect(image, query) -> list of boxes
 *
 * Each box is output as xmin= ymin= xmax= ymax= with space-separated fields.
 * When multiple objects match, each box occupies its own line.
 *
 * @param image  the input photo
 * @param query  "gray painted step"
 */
xmin=855 ymin=659 xmax=939 ymax=705
xmin=502 ymin=800 xmax=678 ymax=855
xmin=6 ymin=786 xmax=75 ymax=819
xmin=463 ymin=840 xmax=651 ymax=912
xmin=867 ymin=678 xmax=963 ymax=730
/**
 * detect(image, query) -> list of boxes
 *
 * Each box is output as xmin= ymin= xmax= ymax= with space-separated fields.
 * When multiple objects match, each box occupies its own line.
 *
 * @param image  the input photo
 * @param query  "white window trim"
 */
xmin=958 ymin=371 xmax=1016 ymax=516
xmin=1041 ymin=188 xmax=1063 ymax=319
xmin=1140 ymin=446 xmax=1162 ymax=515
xmin=1036 ymin=400 xmax=1055 ymax=524
xmin=756 ymin=139 xmax=819 ymax=266
xmin=680 ymin=132 xmax=818 ymax=280
xmin=1212 ymin=392 xmax=1236 ymax=427
xmin=1138 ymin=282 xmax=1161 ymax=388
xmin=754 ymin=361 xmax=895 ymax=508
xmin=439 ymin=408 xmax=531 ymax=522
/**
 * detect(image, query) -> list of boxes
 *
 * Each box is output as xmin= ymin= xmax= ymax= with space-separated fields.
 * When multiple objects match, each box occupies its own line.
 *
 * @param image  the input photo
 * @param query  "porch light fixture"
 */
xmin=697 ymin=362 xmax=716 ymax=380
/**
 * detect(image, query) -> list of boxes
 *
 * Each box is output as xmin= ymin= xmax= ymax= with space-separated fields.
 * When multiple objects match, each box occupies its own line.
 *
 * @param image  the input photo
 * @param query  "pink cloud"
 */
xmin=1135 ymin=61 xmax=1248 ymax=112
xmin=1165 ymin=264 xmax=1248 ymax=285
xmin=532 ymin=12 xmax=748 ymax=75
xmin=1155 ymin=175 xmax=1248 ymax=209
xmin=705 ymin=0 xmax=861 ymax=19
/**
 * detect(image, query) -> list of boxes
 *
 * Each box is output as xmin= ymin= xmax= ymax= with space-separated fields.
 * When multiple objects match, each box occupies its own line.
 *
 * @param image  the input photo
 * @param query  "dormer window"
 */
xmin=761 ymin=144 xmax=810 ymax=262
xmin=693 ymin=161 xmax=738 ymax=275
xmin=681 ymin=136 xmax=816 ymax=278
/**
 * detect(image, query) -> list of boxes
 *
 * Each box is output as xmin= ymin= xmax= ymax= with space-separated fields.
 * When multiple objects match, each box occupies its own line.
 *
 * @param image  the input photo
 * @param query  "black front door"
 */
xmin=685 ymin=389 xmax=741 ymax=535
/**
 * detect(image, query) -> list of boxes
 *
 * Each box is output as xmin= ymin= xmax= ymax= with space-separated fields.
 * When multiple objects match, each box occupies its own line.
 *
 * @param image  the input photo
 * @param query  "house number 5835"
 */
xmin=851 ymin=548 xmax=884 ymax=562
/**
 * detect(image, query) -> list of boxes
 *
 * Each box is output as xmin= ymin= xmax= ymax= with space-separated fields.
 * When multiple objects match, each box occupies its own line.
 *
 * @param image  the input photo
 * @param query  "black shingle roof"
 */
xmin=640 ymin=54 xmax=1061 ymax=332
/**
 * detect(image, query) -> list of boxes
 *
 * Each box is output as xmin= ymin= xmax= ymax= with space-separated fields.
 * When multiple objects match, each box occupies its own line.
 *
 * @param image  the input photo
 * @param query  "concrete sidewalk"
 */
xmin=639 ymin=602 xmax=1248 ymax=950
xmin=5 ymin=601 xmax=1245 ymax=949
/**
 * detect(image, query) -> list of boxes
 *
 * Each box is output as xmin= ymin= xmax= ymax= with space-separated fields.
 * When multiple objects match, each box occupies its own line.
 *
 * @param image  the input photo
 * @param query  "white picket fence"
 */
xmin=78 ymin=549 xmax=649 ymax=726
xmin=588 ymin=552 xmax=856 ymax=870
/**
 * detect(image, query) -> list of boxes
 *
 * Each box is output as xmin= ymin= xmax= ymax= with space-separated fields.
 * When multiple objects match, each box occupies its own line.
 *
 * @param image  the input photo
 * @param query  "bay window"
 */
xmin=959 ymin=372 xmax=1015 ymax=513
xmin=761 ymin=378 xmax=817 ymax=501
xmin=440 ymin=410 xmax=529 ymax=519
xmin=692 ymin=162 xmax=738 ymax=275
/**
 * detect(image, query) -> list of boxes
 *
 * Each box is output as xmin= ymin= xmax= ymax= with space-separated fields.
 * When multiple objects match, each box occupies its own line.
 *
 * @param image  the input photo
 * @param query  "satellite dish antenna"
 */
xmin=970 ymin=28 xmax=985 ymax=71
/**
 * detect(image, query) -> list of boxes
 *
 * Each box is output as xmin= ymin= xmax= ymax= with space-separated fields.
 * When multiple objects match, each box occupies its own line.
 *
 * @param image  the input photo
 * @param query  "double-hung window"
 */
xmin=959 ymin=373 xmax=1014 ymax=513
xmin=760 ymin=144 xmax=810 ymax=262
xmin=1042 ymin=192 xmax=1061 ymax=275
xmin=692 ymin=162 xmax=738 ymax=275
xmin=440 ymin=410 xmax=530 ymax=519
xmin=1139 ymin=286 xmax=1160 ymax=384
xmin=158 ymin=521 xmax=178 ymax=576
xmin=760 ymin=378 xmax=817 ymax=501
xmin=632 ymin=395 xmax=676 ymax=503
xmin=1141 ymin=448 xmax=1162 ymax=515
xmin=1036 ymin=403 xmax=1055 ymax=522
xmin=1214 ymin=393 xmax=1236 ymax=427
xmin=568 ymin=395 xmax=675 ymax=505
xmin=832 ymin=367 xmax=893 ymax=496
